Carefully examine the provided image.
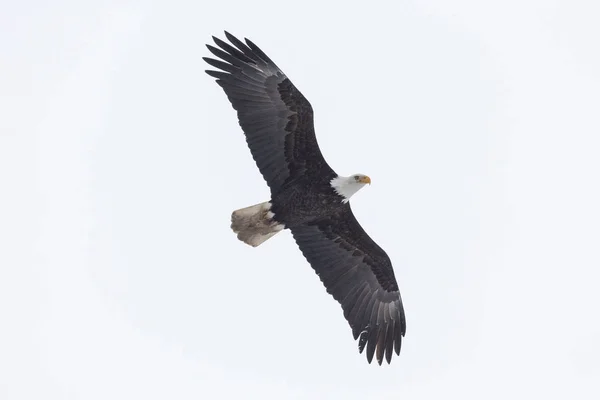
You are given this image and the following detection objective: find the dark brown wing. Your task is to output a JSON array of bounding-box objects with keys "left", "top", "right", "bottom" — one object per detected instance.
[
  {"left": 290, "top": 204, "right": 406, "bottom": 365},
  {"left": 204, "top": 32, "right": 336, "bottom": 195}
]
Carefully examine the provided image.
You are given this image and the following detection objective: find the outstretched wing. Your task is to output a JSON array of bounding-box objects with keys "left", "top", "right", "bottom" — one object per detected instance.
[
  {"left": 204, "top": 32, "right": 335, "bottom": 195},
  {"left": 290, "top": 204, "right": 406, "bottom": 365}
]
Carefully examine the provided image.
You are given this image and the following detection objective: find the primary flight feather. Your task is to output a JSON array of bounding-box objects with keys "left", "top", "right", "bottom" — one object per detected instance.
[{"left": 204, "top": 31, "right": 406, "bottom": 365}]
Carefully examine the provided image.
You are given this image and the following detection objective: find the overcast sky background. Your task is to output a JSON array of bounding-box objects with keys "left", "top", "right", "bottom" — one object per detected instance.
[{"left": 2, "top": 0, "right": 599, "bottom": 399}]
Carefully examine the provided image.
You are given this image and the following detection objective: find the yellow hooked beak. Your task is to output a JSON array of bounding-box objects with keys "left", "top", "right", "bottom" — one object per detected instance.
[{"left": 359, "top": 176, "right": 371, "bottom": 185}]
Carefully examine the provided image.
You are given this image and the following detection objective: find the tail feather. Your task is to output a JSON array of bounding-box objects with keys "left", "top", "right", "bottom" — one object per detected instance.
[{"left": 231, "top": 201, "right": 284, "bottom": 247}]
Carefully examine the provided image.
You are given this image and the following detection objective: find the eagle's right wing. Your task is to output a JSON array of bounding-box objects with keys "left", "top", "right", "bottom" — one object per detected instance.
[{"left": 204, "top": 32, "right": 336, "bottom": 195}]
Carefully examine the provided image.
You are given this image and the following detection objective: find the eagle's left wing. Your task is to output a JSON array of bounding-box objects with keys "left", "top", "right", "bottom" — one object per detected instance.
[{"left": 290, "top": 204, "right": 406, "bottom": 365}]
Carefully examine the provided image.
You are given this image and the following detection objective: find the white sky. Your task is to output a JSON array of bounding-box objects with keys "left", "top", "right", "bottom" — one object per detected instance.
[{"left": 2, "top": 1, "right": 599, "bottom": 399}]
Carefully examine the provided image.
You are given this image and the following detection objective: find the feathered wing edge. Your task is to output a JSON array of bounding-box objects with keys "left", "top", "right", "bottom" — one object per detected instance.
[
  {"left": 203, "top": 32, "right": 335, "bottom": 194},
  {"left": 203, "top": 32, "right": 294, "bottom": 192},
  {"left": 290, "top": 208, "right": 406, "bottom": 365}
]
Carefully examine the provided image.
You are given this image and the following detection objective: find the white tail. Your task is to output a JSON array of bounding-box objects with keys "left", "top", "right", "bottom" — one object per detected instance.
[{"left": 230, "top": 202, "right": 284, "bottom": 247}]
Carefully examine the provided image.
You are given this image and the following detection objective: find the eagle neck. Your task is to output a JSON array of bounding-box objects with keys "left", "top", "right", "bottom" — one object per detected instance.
[{"left": 330, "top": 175, "right": 360, "bottom": 203}]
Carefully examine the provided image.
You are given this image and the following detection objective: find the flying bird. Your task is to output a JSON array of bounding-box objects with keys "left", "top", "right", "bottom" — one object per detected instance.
[{"left": 204, "top": 32, "right": 406, "bottom": 365}]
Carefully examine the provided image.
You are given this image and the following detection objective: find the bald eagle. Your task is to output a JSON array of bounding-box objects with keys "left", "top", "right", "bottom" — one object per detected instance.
[{"left": 204, "top": 32, "right": 406, "bottom": 365}]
